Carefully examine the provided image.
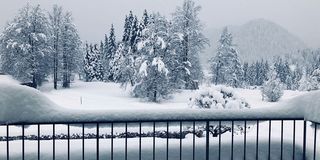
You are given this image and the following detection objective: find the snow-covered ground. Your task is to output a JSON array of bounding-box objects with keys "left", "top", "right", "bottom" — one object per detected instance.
[
  {"left": 40, "top": 80, "right": 306, "bottom": 110},
  {"left": 0, "top": 77, "right": 319, "bottom": 159}
]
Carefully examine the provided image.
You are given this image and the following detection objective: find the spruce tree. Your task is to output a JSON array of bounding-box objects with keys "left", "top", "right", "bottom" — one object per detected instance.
[
  {"left": 172, "top": 0, "right": 208, "bottom": 89},
  {"left": 261, "top": 66, "right": 284, "bottom": 102},
  {"left": 133, "top": 13, "right": 172, "bottom": 102},
  {"left": 210, "top": 27, "right": 243, "bottom": 88},
  {"left": 107, "top": 24, "right": 117, "bottom": 81}
]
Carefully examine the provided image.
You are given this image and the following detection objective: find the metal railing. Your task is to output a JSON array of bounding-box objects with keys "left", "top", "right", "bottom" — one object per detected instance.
[{"left": 0, "top": 118, "right": 319, "bottom": 160}]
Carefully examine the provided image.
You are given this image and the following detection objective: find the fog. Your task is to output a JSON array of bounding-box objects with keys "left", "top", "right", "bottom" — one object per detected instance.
[{"left": 0, "top": 0, "right": 319, "bottom": 48}]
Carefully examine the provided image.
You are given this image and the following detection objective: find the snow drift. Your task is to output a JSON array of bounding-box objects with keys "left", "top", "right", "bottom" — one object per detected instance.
[{"left": 0, "top": 83, "right": 319, "bottom": 124}]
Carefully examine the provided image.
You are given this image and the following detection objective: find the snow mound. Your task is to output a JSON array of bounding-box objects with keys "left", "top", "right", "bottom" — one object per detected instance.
[
  {"left": 0, "top": 83, "right": 65, "bottom": 123},
  {"left": 0, "top": 83, "right": 319, "bottom": 124},
  {"left": 0, "top": 75, "right": 19, "bottom": 84},
  {"left": 276, "top": 90, "right": 320, "bottom": 123}
]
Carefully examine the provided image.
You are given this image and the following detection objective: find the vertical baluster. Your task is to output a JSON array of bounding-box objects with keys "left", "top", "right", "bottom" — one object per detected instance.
[
  {"left": 244, "top": 121, "right": 247, "bottom": 160},
  {"left": 205, "top": 121, "right": 210, "bottom": 160},
  {"left": 68, "top": 124, "right": 70, "bottom": 160},
  {"left": 280, "top": 120, "right": 283, "bottom": 160},
  {"left": 125, "top": 123, "right": 127, "bottom": 160},
  {"left": 82, "top": 123, "right": 85, "bottom": 160},
  {"left": 53, "top": 124, "right": 55, "bottom": 160},
  {"left": 22, "top": 124, "right": 25, "bottom": 160},
  {"left": 303, "top": 121, "right": 307, "bottom": 159},
  {"left": 6, "top": 124, "right": 9, "bottom": 160},
  {"left": 314, "top": 123, "right": 317, "bottom": 160},
  {"left": 180, "top": 121, "right": 182, "bottom": 160},
  {"left": 231, "top": 121, "right": 234, "bottom": 160},
  {"left": 153, "top": 122, "right": 155, "bottom": 160},
  {"left": 166, "top": 121, "right": 169, "bottom": 160},
  {"left": 111, "top": 123, "right": 113, "bottom": 160},
  {"left": 256, "top": 120, "right": 259, "bottom": 160},
  {"left": 219, "top": 121, "right": 221, "bottom": 160},
  {"left": 268, "top": 120, "right": 271, "bottom": 160},
  {"left": 38, "top": 124, "right": 40, "bottom": 160},
  {"left": 293, "top": 120, "right": 296, "bottom": 160},
  {"left": 193, "top": 121, "right": 195, "bottom": 160},
  {"left": 139, "top": 122, "right": 142, "bottom": 160},
  {"left": 97, "top": 123, "right": 99, "bottom": 160}
]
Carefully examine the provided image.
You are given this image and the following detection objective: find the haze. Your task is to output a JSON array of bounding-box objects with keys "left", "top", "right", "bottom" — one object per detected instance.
[{"left": 0, "top": 0, "right": 319, "bottom": 48}]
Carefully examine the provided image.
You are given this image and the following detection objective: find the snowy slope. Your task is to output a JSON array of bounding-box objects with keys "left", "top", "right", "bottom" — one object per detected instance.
[{"left": 202, "top": 19, "right": 307, "bottom": 67}]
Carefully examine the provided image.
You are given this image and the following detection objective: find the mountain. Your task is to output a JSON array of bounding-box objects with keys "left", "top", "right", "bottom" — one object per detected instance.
[{"left": 201, "top": 19, "right": 307, "bottom": 68}]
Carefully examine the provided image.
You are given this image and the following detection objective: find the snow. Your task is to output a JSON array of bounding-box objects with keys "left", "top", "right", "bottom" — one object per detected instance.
[
  {"left": 15, "top": 28, "right": 22, "bottom": 33},
  {"left": 175, "top": 32, "right": 184, "bottom": 41},
  {"left": 0, "top": 81, "right": 319, "bottom": 159},
  {"left": 139, "top": 60, "right": 148, "bottom": 76},
  {"left": 0, "top": 75, "right": 19, "bottom": 84},
  {"left": 1, "top": 82, "right": 318, "bottom": 124},
  {"left": 156, "top": 37, "right": 166, "bottom": 49},
  {"left": 38, "top": 33, "right": 47, "bottom": 40},
  {"left": 151, "top": 57, "right": 169, "bottom": 75}
]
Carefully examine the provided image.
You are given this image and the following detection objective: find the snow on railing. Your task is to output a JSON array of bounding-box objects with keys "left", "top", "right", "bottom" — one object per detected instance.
[
  {"left": 0, "top": 83, "right": 319, "bottom": 160},
  {"left": 1, "top": 83, "right": 320, "bottom": 124}
]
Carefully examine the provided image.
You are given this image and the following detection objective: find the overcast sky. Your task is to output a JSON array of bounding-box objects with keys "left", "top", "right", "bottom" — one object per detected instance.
[{"left": 0, "top": 0, "right": 319, "bottom": 48}]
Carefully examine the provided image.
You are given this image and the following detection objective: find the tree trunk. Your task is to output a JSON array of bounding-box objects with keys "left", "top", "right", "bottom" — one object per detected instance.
[{"left": 53, "top": 34, "right": 59, "bottom": 90}]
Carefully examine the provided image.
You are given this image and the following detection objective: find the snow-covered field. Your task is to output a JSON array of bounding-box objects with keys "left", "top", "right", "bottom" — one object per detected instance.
[
  {"left": 0, "top": 77, "right": 319, "bottom": 159},
  {"left": 40, "top": 80, "right": 306, "bottom": 110}
]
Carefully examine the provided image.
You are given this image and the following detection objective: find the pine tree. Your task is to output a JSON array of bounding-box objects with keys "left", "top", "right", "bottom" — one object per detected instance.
[
  {"left": 243, "top": 62, "right": 249, "bottom": 86},
  {"left": 298, "top": 70, "right": 313, "bottom": 91},
  {"left": 60, "top": 12, "right": 82, "bottom": 87},
  {"left": 93, "top": 44, "right": 104, "bottom": 81},
  {"left": 106, "top": 24, "right": 117, "bottom": 81},
  {"left": 261, "top": 66, "right": 284, "bottom": 102},
  {"left": 0, "top": 4, "right": 51, "bottom": 88},
  {"left": 172, "top": 0, "right": 208, "bottom": 89},
  {"left": 142, "top": 9, "right": 149, "bottom": 27},
  {"left": 133, "top": 13, "right": 173, "bottom": 102},
  {"left": 83, "top": 44, "right": 103, "bottom": 81},
  {"left": 210, "top": 27, "right": 243, "bottom": 88}
]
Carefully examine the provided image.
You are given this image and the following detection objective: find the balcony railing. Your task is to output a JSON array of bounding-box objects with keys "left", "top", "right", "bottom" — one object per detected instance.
[{"left": 0, "top": 109, "right": 319, "bottom": 160}]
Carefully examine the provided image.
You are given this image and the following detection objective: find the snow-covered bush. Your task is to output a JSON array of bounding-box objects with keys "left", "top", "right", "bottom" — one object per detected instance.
[
  {"left": 261, "top": 67, "right": 284, "bottom": 102},
  {"left": 189, "top": 86, "right": 250, "bottom": 109},
  {"left": 188, "top": 86, "right": 250, "bottom": 137}
]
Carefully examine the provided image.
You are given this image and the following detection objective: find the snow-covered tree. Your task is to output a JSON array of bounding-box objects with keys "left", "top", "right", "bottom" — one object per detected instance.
[
  {"left": 49, "top": 6, "right": 82, "bottom": 88},
  {"left": 261, "top": 66, "right": 284, "bottom": 102},
  {"left": 106, "top": 24, "right": 117, "bottom": 81},
  {"left": 172, "top": 0, "right": 208, "bottom": 89},
  {"left": 133, "top": 57, "right": 170, "bottom": 102},
  {"left": 133, "top": 13, "right": 173, "bottom": 102},
  {"left": 83, "top": 44, "right": 103, "bottom": 81},
  {"left": 60, "top": 12, "right": 82, "bottom": 87},
  {"left": 48, "top": 5, "right": 63, "bottom": 89},
  {"left": 110, "top": 43, "right": 126, "bottom": 83},
  {"left": 210, "top": 27, "right": 243, "bottom": 88},
  {"left": 310, "top": 68, "right": 320, "bottom": 89},
  {"left": 299, "top": 68, "right": 320, "bottom": 91},
  {"left": 0, "top": 4, "right": 50, "bottom": 88}
]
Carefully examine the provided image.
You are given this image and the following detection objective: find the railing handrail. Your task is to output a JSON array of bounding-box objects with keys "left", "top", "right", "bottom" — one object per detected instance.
[{"left": 0, "top": 105, "right": 305, "bottom": 125}]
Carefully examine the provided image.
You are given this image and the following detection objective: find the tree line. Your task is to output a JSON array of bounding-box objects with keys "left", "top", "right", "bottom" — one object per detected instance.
[
  {"left": 1, "top": 0, "right": 319, "bottom": 103},
  {"left": 0, "top": 4, "right": 82, "bottom": 88},
  {"left": 82, "top": 0, "right": 208, "bottom": 102},
  {"left": 210, "top": 27, "right": 320, "bottom": 93}
]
